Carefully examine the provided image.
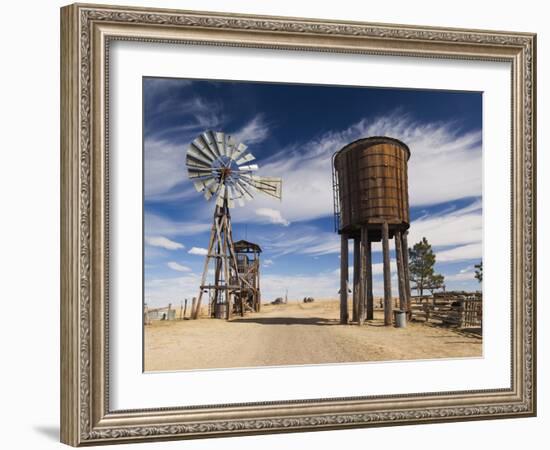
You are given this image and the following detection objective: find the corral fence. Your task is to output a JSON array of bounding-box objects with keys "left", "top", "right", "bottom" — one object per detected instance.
[
  {"left": 144, "top": 303, "right": 176, "bottom": 325},
  {"left": 410, "top": 291, "right": 482, "bottom": 329}
]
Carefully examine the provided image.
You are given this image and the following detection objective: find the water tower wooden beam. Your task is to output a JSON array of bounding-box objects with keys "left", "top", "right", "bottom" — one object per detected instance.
[
  {"left": 340, "top": 234, "right": 349, "bottom": 324},
  {"left": 352, "top": 237, "right": 360, "bottom": 323}
]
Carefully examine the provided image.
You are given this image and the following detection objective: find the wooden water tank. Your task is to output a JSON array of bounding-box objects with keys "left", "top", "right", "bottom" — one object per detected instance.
[{"left": 334, "top": 136, "right": 410, "bottom": 236}]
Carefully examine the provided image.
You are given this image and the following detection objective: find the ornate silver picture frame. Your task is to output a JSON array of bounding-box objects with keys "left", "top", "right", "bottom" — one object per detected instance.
[{"left": 60, "top": 3, "right": 536, "bottom": 446}]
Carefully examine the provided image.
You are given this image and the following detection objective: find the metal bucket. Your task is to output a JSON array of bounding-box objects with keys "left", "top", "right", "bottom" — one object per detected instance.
[
  {"left": 214, "top": 302, "right": 227, "bottom": 319},
  {"left": 394, "top": 309, "right": 407, "bottom": 328}
]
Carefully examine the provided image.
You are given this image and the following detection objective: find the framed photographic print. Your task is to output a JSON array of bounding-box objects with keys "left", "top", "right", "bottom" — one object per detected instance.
[{"left": 60, "top": 3, "right": 536, "bottom": 446}]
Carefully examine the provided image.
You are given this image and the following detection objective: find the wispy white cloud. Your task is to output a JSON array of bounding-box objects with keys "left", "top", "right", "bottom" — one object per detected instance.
[
  {"left": 235, "top": 111, "right": 481, "bottom": 224},
  {"left": 188, "top": 247, "right": 208, "bottom": 256},
  {"left": 436, "top": 243, "right": 482, "bottom": 262},
  {"left": 232, "top": 115, "right": 270, "bottom": 145},
  {"left": 408, "top": 199, "right": 482, "bottom": 248},
  {"left": 145, "top": 109, "right": 481, "bottom": 232},
  {"left": 146, "top": 95, "right": 224, "bottom": 138},
  {"left": 255, "top": 208, "right": 290, "bottom": 226},
  {"left": 445, "top": 270, "right": 478, "bottom": 282},
  {"left": 143, "top": 78, "right": 192, "bottom": 102},
  {"left": 262, "top": 199, "right": 481, "bottom": 262},
  {"left": 145, "top": 213, "right": 211, "bottom": 237},
  {"left": 144, "top": 93, "right": 224, "bottom": 200},
  {"left": 263, "top": 226, "right": 339, "bottom": 257},
  {"left": 167, "top": 261, "right": 192, "bottom": 272},
  {"left": 407, "top": 199, "right": 482, "bottom": 263},
  {"left": 145, "top": 236, "right": 184, "bottom": 250},
  {"left": 145, "top": 274, "right": 200, "bottom": 307},
  {"left": 263, "top": 259, "right": 274, "bottom": 268},
  {"left": 144, "top": 139, "right": 187, "bottom": 198}
]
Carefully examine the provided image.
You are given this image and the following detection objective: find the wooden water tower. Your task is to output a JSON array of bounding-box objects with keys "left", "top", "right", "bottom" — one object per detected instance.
[{"left": 332, "top": 136, "right": 412, "bottom": 326}]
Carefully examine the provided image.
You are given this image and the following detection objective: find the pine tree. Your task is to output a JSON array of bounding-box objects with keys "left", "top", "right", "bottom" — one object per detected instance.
[
  {"left": 408, "top": 237, "right": 445, "bottom": 296},
  {"left": 474, "top": 261, "right": 483, "bottom": 283}
]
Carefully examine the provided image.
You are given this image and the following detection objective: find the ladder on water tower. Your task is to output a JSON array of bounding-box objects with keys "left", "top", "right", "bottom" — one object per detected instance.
[{"left": 331, "top": 152, "right": 341, "bottom": 232}]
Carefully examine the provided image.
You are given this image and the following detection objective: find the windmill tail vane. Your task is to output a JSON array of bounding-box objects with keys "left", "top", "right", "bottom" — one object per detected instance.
[{"left": 186, "top": 130, "right": 282, "bottom": 320}]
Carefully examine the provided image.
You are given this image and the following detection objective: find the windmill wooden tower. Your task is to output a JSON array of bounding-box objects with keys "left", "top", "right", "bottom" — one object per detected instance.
[{"left": 186, "top": 131, "right": 282, "bottom": 320}]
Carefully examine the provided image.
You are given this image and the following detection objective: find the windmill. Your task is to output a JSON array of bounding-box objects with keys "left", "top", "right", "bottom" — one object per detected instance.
[{"left": 186, "top": 130, "right": 282, "bottom": 320}]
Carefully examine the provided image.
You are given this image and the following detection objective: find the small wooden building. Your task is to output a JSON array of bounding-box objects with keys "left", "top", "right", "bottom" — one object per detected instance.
[{"left": 233, "top": 240, "right": 262, "bottom": 313}]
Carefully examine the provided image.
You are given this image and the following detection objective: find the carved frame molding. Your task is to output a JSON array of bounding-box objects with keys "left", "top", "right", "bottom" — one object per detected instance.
[{"left": 60, "top": 3, "right": 536, "bottom": 446}]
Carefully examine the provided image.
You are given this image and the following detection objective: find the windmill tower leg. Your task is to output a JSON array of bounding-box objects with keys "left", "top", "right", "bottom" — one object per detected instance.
[
  {"left": 192, "top": 218, "right": 217, "bottom": 320},
  {"left": 219, "top": 213, "right": 232, "bottom": 320}
]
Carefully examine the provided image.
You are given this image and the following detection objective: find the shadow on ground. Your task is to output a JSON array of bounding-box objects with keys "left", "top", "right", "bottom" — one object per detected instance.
[{"left": 231, "top": 316, "right": 339, "bottom": 326}]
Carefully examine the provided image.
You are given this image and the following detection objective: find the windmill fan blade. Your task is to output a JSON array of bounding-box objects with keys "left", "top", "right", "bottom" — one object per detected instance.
[
  {"left": 190, "top": 139, "right": 215, "bottom": 162},
  {"left": 215, "top": 184, "right": 226, "bottom": 207},
  {"left": 230, "top": 142, "right": 248, "bottom": 162},
  {"left": 188, "top": 170, "right": 215, "bottom": 180},
  {"left": 204, "top": 177, "right": 217, "bottom": 189},
  {"left": 237, "top": 164, "right": 259, "bottom": 172},
  {"left": 187, "top": 164, "right": 215, "bottom": 177},
  {"left": 234, "top": 180, "right": 254, "bottom": 201},
  {"left": 196, "top": 136, "right": 217, "bottom": 161},
  {"left": 187, "top": 145, "right": 213, "bottom": 165},
  {"left": 193, "top": 177, "right": 217, "bottom": 192},
  {"left": 187, "top": 164, "right": 213, "bottom": 172},
  {"left": 242, "top": 175, "right": 282, "bottom": 200},
  {"left": 204, "top": 181, "right": 219, "bottom": 201},
  {"left": 226, "top": 186, "right": 236, "bottom": 208},
  {"left": 215, "top": 132, "right": 226, "bottom": 157},
  {"left": 186, "top": 154, "right": 211, "bottom": 169},
  {"left": 229, "top": 182, "right": 246, "bottom": 207},
  {"left": 236, "top": 152, "right": 256, "bottom": 165},
  {"left": 228, "top": 185, "right": 247, "bottom": 208},
  {"left": 202, "top": 131, "right": 220, "bottom": 158},
  {"left": 225, "top": 135, "right": 237, "bottom": 160},
  {"left": 192, "top": 180, "right": 210, "bottom": 192},
  {"left": 185, "top": 130, "right": 283, "bottom": 207}
]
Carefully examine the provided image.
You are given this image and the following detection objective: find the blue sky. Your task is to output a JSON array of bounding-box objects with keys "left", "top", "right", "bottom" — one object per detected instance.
[{"left": 143, "top": 77, "right": 483, "bottom": 307}]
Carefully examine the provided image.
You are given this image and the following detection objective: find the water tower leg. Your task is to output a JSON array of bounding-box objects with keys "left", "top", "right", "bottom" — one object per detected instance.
[
  {"left": 402, "top": 231, "right": 412, "bottom": 313},
  {"left": 365, "top": 236, "right": 374, "bottom": 321},
  {"left": 382, "top": 222, "right": 393, "bottom": 326},
  {"left": 358, "top": 228, "right": 367, "bottom": 325},
  {"left": 395, "top": 230, "right": 408, "bottom": 314},
  {"left": 340, "top": 234, "right": 349, "bottom": 324},
  {"left": 352, "top": 238, "right": 360, "bottom": 323}
]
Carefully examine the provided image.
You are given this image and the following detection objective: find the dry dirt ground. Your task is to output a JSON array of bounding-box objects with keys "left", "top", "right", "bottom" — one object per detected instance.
[{"left": 144, "top": 300, "right": 482, "bottom": 372}]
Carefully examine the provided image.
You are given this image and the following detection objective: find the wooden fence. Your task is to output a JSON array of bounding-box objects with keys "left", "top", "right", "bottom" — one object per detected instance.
[{"left": 410, "top": 292, "right": 482, "bottom": 329}]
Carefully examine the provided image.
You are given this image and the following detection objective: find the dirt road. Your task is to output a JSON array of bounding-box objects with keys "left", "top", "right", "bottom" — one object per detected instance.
[{"left": 144, "top": 301, "right": 481, "bottom": 371}]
